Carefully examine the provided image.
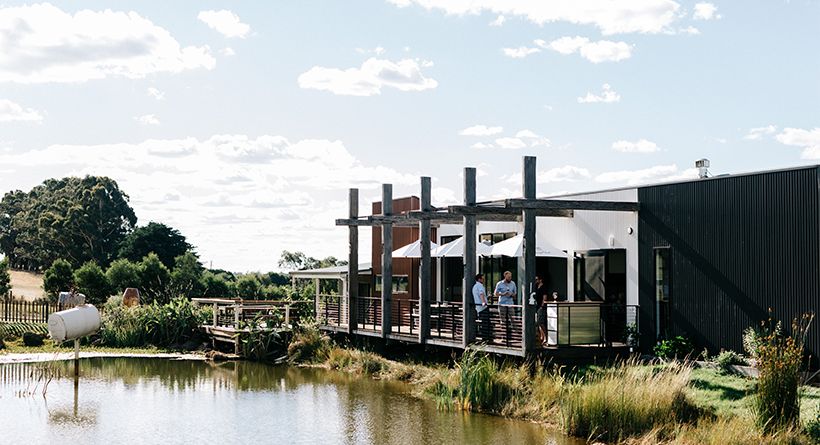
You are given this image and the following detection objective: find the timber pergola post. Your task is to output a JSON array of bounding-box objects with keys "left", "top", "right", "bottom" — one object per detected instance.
[
  {"left": 381, "top": 184, "right": 393, "bottom": 339},
  {"left": 462, "top": 167, "right": 477, "bottom": 348},
  {"left": 347, "top": 188, "right": 358, "bottom": 334},
  {"left": 419, "top": 177, "right": 432, "bottom": 344},
  {"left": 521, "top": 156, "right": 537, "bottom": 355}
]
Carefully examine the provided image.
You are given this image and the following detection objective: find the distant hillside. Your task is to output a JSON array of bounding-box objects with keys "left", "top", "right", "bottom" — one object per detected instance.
[{"left": 8, "top": 270, "right": 45, "bottom": 302}]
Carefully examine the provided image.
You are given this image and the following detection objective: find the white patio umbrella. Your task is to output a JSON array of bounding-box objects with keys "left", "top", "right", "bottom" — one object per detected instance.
[
  {"left": 432, "top": 237, "right": 492, "bottom": 257},
  {"left": 392, "top": 239, "right": 440, "bottom": 258},
  {"left": 487, "top": 234, "right": 571, "bottom": 258}
]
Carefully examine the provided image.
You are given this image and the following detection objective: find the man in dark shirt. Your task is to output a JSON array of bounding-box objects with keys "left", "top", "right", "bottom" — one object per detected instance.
[{"left": 534, "top": 274, "right": 550, "bottom": 345}]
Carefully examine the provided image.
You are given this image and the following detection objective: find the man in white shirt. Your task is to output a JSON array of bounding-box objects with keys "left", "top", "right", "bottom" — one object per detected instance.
[
  {"left": 472, "top": 273, "right": 489, "bottom": 340},
  {"left": 494, "top": 271, "right": 517, "bottom": 346}
]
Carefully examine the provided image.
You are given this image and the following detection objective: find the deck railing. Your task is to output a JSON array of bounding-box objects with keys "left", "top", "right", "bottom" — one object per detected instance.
[
  {"left": 316, "top": 294, "right": 347, "bottom": 327},
  {"left": 353, "top": 296, "right": 382, "bottom": 330},
  {"left": 424, "top": 301, "right": 463, "bottom": 342},
  {"left": 192, "top": 298, "right": 309, "bottom": 328},
  {"left": 0, "top": 300, "right": 66, "bottom": 323},
  {"left": 546, "top": 303, "right": 638, "bottom": 346},
  {"left": 471, "top": 303, "right": 523, "bottom": 349},
  {"left": 390, "top": 299, "right": 419, "bottom": 336}
]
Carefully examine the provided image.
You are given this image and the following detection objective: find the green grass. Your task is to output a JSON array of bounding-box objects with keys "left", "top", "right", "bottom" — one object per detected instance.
[{"left": 0, "top": 337, "right": 180, "bottom": 355}]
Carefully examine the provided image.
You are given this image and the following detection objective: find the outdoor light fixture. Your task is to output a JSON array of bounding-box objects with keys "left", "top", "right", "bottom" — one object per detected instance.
[
  {"left": 627, "top": 227, "right": 634, "bottom": 235},
  {"left": 608, "top": 235, "right": 615, "bottom": 247}
]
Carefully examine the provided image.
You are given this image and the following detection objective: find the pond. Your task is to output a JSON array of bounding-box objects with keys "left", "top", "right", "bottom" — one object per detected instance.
[{"left": 0, "top": 357, "right": 582, "bottom": 445}]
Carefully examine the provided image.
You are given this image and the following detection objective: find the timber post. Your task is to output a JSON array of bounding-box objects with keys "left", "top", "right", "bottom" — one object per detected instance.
[
  {"left": 522, "top": 156, "right": 537, "bottom": 355},
  {"left": 347, "top": 188, "right": 359, "bottom": 335},
  {"left": 419, "top": 176, "right": 432, "bottom": 344},
  {"left": 462, "top": 167, "right": 477, "bottom": 348},
  {"left": 381, "top": 184, "right": 393, "bottom": 339}
]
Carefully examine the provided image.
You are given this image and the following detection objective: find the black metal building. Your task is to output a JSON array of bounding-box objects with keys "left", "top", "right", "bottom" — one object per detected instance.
[{"left": 637, "top": 165, "right": 820, "bottom": 363}]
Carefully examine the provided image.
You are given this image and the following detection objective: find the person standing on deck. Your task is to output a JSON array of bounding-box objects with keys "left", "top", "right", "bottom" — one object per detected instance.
[
  {"left": 472, "top": 274, "right": 489, "bottom": 340},
  {"left": 494, "top": 271, "right": 517, "bottom": 346},
  {"left": 534, "top": 274, "right": 549, "bottom": 346}
]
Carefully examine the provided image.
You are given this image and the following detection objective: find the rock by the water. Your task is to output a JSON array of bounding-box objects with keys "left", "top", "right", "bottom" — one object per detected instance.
[{"left": 23, "top": 332, "right": 44, "bottom": 347}]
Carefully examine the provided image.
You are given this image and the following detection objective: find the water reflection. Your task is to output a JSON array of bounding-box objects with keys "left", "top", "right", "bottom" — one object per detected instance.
[{"left": 0, "top": 358, "right": 581, "bottom": 445}]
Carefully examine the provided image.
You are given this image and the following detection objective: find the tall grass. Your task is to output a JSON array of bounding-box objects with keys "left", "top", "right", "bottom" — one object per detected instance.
[
  {"left": 287, "top": 325, "right": 332, "bottom": 364},
  {"left": 0, "top": 321, "right": 49, "bottom": 338},
  {"left": 99, "top": 298, "right": 208, "bottom": 348},
  {"left": 752, "top": 314, "right": 812, "bottom": 432},
  {"left": 560, "top": 358, "right": 701, "bottom": 442}
]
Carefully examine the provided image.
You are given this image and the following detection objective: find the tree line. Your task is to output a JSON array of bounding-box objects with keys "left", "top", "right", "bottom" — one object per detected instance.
[{"left": 0, "top": 176, "right": 346, "bottom": 306}]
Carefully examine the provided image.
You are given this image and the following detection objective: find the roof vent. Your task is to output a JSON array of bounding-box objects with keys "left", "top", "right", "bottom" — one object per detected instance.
[{"left": 695, "top": 158, "right": 710, "bottom": 179}]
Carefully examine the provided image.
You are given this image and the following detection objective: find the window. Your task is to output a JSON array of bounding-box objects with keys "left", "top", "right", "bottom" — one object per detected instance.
[
  {"left": 375, "top": 275, "right": 409, "bottom": 293},
  {"left": 655, "top": 248, "right": 671, "bottom": 338},
  {"left": 441, "top": 236, "right": 463, "bottom": 302}
]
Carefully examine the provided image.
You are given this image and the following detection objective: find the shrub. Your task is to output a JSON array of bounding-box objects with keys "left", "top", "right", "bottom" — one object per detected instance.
[
  {"left": 42, "top": 259, "right": 74, "bottom": 303},
  {"left": 744, "top": 322, "right": 782, "bottom": 365},
  {"left": 752, "top": 314, "right": 812, "bottom": 433},
  {"left": 139, "top": 253, "right": 171, "bottom": 304},
  {"left": 234, "top": 313, "right": 282, "bottom": 362},
  {"left": 454, "top": 347, "right": 513, "bottom": 411},
  {"left": 804, "top": 402, "right": 820, "bottom": 441},
  {"left": 106, "top": 258, "right": 141, "bottom": 295},
  {"left": 74, "top": 261, "right": 111, "bottom": 306},
  {"left": 287, "top": 325, "right": 332, "bottom": 364},
  {"left": 99, "top": 298, "right": 208, "bottom": 348},
  {"left": 654, "top": 334, "right": 695, "bottom": 359},
  {"left": 715, "top": 350, "right": 749, "bottom": 374},
  {"left": 621, "top": 322, "right": 639, "bottom": 347},
  {"left": 560, "top": 359, "right": 701, "bottom": 442}
]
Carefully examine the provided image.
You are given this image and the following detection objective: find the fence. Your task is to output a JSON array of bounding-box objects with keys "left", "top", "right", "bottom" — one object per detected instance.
[
  {"left": 546, "top": 303, "right": 638, "bottom": 346},
  {"left": 0, "top": 300, "right": 65, "bottom": 323},
  {"left": 192, "top": 299, "right": 310, "bottom": 328}
]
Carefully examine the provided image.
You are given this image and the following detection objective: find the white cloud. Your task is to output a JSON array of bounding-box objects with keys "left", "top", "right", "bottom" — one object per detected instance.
[
  {"left": 220, "top": 47, "right": 236, "bottom": 56},
  {"left": 459, "top": 125, "right": 503, "bottom": 136},
  {"left": 776, "top": 127, "right": 820, "bottom": 159},
  {"left": 596, "top": 165, "right": 680, "bottom": 185},
  {"left": 502, "top": 46, "right": 541, "bottom": 58},
  {"left": 197, "top": 10, "right": 250, "bottom": 38},
  {"left": 693, "top": 3, "right": 718, "bottom": 20},
  {"left": 531, "top": 137, "right": 551, "bottom": 147},
  {"left": 135, "top": 114, "right": 160, "bottom": 125},
  {"left": 490, "top": 15, "right": 506, "bottom": 26},
  {"left": 421, "top": 60, "right": 434, "bottom": 67},
  {"left": 715, "top": 138, "right": 726, "bottom": 143},
  {"left": 298, "top": 58, "right": 437, "bottom": 96},
  {"left": 470, "top": 142, "right": 493, "bottom": 148},
  {"left": 147, "top": 88, "right": 165, "bottom": 100},
  {"left": 0, "top": 135, "right": 419, "bottom": 271},
  {"left": 0, "top": 99, "right": 43, "bottom": 122},
  {"left": 536, "top": 37, "right": 633, "bottom": 63},
  {"left": 743, "top": 125, "right": 777, "bottom": 140},
  {"left": 612, "top": 139, "right": 660, "bottom": 153},
  {"left": 516, "top": 130, "right": 539, "bottom": 138},
  {"left": 375, "top": 46, "right": 386, "bottom": 55},
  {"left": 0, "top": 4, "right": 215, "bottom": 84},
  {"left": 578, "top": 84, "right": 621, "bottom": 103},
  {"left": 537, "top": 165, "right": 591, "bottom": 182},
  {"left": 679, "top": 26, "right": 700, "bottom": 35},
  {"left": 387, "top": 0, "right": 682, "bottom": 35},
  {"left": 495, "top": 137, "right": 526, "bottom": 149}
]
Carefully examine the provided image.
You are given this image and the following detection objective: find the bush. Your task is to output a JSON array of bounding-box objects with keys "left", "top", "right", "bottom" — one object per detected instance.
[
  {"left": 744, "top": 322, "right": 782, "bottom": 365},
  {"left": 287, "top": 325, "right": 332, "bottom": 364},
  {"left": 74, "top": 261, "right": 111, "bottom": 306},
  {"left": 100, "top": 298, "right": 208, "bottom": 348},
  {"left": 42, "top": 259, "right": 74, "bottom": 303},
  {"left": 139, "top": 253, "right": 171, "bottom": 304},
  {"left": 454, "top": 347, "right": 514, "bottom": 412},
  {"left": 106, "top": 258, "right": 141, "bottom": 295},
  {"left": 560, "top": 359, "right": 701, "bottom": 442},
  {"left": 715, "top": 350, "right": 749, "bottom": 374},
  {"left": 752, "top": 314, "right": 812, "bottom": 433},
  {"left": 654, "top": 334, "right": 695, "bottom": 359}
]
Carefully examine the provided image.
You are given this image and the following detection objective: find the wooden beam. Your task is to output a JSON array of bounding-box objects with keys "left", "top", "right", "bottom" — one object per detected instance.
[
  {"left": 405, "top": 211, "right": 535, "bottom": 222},
  {"left": 347, "top": 189, "right": 358, "bottom": 335},
  {"left": 381, "top": 184, "right": 393, "bottom": 339},
  {"left": 446, "top": 206, "right": 574, "bottom": 218},
  {"left": 505, "top": 199, "right": 640, "bottom": 212},
  {"left": 419, "top": 177, "right": 432, "bottom": 344},
  {"left": 521, "top": 157, "right": 536, "bottom": 356},
  {"left": 463, "top": 168, "right": 476, "bottom": 348}
]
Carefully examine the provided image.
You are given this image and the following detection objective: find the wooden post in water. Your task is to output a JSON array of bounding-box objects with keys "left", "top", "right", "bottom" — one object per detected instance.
[
  {"left": 522, "top": 156, "right": 537, "bottom": 355},
  {"left": 347, "top": 188, "right": 359, "bottom": 335},
  {"left": 381, "top": 184, "right": 393, "bottom": 339},
  {"left": 419, "top": 177, "right": 432, "bottom": 344},
  {"left": 462, "top": 167, "right": 477, "bottom": 348},
  {"left": 74, "top": 339, "right": 79, "bottom": 376}
]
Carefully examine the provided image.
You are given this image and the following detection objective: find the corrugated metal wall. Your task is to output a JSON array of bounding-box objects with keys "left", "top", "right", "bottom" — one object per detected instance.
[{"left": 638, "top": 166, "right": 820, "bottom": 363}]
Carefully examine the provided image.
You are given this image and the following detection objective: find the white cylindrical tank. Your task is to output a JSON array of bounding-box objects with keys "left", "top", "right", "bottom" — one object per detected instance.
[{"left": 48, "top": 304, "right": 101, "bottom": 343}]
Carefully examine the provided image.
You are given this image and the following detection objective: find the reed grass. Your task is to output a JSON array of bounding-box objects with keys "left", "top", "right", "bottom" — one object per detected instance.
[
  {"left": 99, "top": 298, "right": 208, "bottom": 348},
  {"left": 559, "top": 358, "right": 701, "bottom": 442}
]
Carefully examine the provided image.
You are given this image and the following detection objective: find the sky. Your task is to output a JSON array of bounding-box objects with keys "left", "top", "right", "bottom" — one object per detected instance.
[{"left": 0, "top": 1, "right": 817, "bottom": 273}]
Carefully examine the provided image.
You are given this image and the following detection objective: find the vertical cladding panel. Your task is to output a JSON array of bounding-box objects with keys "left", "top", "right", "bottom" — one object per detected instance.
[{"left": 638, "top": 167, "right": 820, "bottom": 363}]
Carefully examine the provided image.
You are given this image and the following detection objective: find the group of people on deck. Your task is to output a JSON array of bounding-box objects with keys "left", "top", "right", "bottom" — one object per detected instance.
[{"left": 471, "top": 270, "right": 560, "bottom": 347}]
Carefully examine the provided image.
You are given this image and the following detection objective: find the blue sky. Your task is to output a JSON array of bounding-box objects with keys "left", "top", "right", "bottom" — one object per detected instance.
[{"left": 0, "top": 1, "right": 817, "bottom": 272}]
